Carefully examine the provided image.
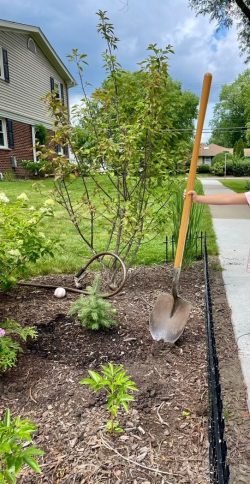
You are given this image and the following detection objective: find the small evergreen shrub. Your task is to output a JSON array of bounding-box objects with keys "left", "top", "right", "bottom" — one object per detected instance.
[
  {"left": 0, "top": 320, "right": 37, "bottom": 372},
  {"left": 0, "top": 409, "right": 44, "bottom": 482},
  {"left": 69, "top": 277, "right": 117, "bottom": 330}
]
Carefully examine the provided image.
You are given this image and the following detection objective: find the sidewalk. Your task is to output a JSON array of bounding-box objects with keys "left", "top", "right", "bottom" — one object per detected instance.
[{"left": 201, "top": 178, "right": 250, "bottom": 409}]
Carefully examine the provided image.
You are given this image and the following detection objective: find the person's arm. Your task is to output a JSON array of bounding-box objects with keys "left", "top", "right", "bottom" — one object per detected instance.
[{"left": 187, "top": 190, "right": 249, "bottom": 205}]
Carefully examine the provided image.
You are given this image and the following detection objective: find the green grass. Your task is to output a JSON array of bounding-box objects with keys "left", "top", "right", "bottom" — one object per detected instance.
[
  {"left": 1, "top": 177, "right": 217, "bottom": 276},
  {"left": 221, "top": 179, "right": 250, "bottom": 193}
]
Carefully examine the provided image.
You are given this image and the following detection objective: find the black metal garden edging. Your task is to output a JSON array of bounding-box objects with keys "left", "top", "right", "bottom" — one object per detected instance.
[
  {"left": 204, "top": 236, "right": 230, "bottom": 484},
  {"left": 165, "top": 231, "right": 206, "bottom": 263}
]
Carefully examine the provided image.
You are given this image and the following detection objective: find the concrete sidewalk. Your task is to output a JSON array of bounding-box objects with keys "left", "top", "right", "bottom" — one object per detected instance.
[{"left": 201, "top": 178, "right": 250, "bottom": 408}]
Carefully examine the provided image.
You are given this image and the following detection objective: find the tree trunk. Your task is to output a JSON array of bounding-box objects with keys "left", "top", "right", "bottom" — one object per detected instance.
[{"left": 234, "top": 0, "right": 250, "bottom": 22}]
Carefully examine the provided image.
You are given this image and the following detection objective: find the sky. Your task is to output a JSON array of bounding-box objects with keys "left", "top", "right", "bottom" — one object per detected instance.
[{"left": 1, "top": 0, "right": 248, "bottom": 141}]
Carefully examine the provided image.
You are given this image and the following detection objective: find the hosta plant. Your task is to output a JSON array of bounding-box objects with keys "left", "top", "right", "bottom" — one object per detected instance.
[
  {"left": 0, "top": 409, "right": 44, "bottom": 483},
  {"left": 0, "top": 320, "right": 37, "bottom": 372},
  {"left": 80, "top": 363, "right": 138, "bottom": 433},
  {"left": 69, "top": 277, "right": 116, "bottom": 330}
]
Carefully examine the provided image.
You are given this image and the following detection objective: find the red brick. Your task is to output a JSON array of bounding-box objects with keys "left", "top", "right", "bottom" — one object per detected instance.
[{"left": 0, "top": 120, "right": 33, "bottom": 177}]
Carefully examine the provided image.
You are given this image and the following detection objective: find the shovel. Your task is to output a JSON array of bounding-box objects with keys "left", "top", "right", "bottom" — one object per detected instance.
[{"left": 150, "top": 72, "right": 212, "bottom": 344}]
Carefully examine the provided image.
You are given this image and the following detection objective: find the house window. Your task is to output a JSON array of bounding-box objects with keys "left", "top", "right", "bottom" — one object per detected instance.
[
  {"left": 27, "top": 37, "right": 37, "bottom": 54},
  {"left": 54, "top": 79, "right": 61, "bottom": 99},
  {"left": 204, "top": 156, "right": 212, "bottom": 165},
  {"left": 0, "top": 49, "right": 4, "bottom": 80},
  {"left": 0, "top": 119, "right": 8, "bottom": 148}
]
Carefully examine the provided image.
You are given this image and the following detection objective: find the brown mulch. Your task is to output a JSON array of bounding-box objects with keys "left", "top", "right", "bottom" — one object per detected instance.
[{"left": 0, "top": 261, "right": 250, "bottom": 483}]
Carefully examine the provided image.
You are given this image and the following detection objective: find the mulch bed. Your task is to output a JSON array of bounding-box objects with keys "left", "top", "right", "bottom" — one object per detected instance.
[{"left": 0, "top": 261, "right": 249, "bottom": 483}]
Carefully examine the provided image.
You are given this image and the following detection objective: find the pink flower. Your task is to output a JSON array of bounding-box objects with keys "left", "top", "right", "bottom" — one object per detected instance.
[{"left": 0, "top": 328, "right": 6, "bottom": 337}]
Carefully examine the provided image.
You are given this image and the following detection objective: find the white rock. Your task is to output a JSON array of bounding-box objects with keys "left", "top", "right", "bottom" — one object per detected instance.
[{"left": 54, "top": 287, "right": 66, "bottom": 298}]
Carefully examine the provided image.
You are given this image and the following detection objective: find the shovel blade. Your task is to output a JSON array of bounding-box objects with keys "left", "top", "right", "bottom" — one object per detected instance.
[{"left": 149, "top": 293, "right": 192, "bottom": 343}]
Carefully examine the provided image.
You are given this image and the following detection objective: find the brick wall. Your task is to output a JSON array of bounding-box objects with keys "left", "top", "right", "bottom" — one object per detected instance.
[{"left": 0, "top": 120, "right": 33, "bottom": 177}]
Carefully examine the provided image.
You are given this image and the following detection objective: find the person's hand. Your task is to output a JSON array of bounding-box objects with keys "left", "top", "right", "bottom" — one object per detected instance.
[{"left": 183, "top": 190, "right": 198, "bottom": 202}]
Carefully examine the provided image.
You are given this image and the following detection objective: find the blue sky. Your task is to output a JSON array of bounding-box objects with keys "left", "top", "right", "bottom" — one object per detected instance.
[{"left": 1, "top": 0, "right": 248, "bottom": 141}]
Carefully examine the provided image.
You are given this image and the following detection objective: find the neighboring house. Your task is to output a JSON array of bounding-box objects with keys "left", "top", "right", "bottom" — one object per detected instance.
[
  {"left": 199, "top": 143, "right": 250, "bottom": 165},
  {"left": 0, "top": 19, "right": 75, "bottom": 177}
]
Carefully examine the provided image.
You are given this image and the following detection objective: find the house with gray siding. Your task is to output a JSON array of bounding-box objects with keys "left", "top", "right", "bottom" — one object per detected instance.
[{"left": 0, "top": 19, "right": 75, "bottom": 176}]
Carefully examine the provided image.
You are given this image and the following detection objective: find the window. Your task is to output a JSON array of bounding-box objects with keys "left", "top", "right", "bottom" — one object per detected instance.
[
  {"left": 27, "top": 37, "right": 37, "bottom": 54},
  {"left": 50, "top": 77, "right": 64, "bottom": 103},
  {"left": 204, "top": 156, "right": 211, "bottom": 165},
  {"left": 0, "top": 119, "right": 8, "bottom": 148},
  {"left": 0, "top": 48, "right": 9, "bottom": 82},
  {"left": 0, "top": 49, "right": 4, "bottom": 80},
  {"left": 54, "top": 79, "right": 61, "bottom": 100}
]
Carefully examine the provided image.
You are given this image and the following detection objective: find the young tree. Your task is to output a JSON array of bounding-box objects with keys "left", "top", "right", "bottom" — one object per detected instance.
[
  {"left": 209, "top": 70, "right": 250, "bottom": 147},
  {"left": 42, "top": 11, "right": 198, "bottom": 270},
  {"left": 189, "top": 0, "right": 250, "bottom": 60}
]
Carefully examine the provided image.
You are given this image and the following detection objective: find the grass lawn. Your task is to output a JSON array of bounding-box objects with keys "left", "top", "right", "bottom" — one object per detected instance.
[
  {"left": 221, "top": 179, "right": 250, "bottom": 193},
  {"left": 1, "top": 177, "right": 217, "bottom": 276}
]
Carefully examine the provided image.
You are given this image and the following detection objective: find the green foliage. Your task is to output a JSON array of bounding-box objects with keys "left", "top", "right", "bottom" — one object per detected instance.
[
  {"left": 20, "top": 160, "right": 47, "bottom": 176},
  {"left": 172, "top": 181, "right": 204, "bottom": 267},
  {"left": 211, "top": 152, "right": 233, "bottom": 165},
  {"left": 0, "top": 320, "right": 37, "bottom": 372},
  {"left": 189, "top": 1, "right": 250, "bottom": 61},
  {"left": 35, "top": 124, "right": 48, "bottom": 146},
  {"left": 233, "top": 138, "right": 245, "bottom": 158},
  {"left": 0, "top": 192, "right": 55, "bottom": 291},
  {"left": 197, "top": 164, "right": 210, "bottom": 173},
  {"left": 69, "top": 277, "right": 116, "bottom": 330},
  {"left": 80, "top": 362, "right": 138, "bottom": 432},
  {"left": 42, "top": 11, "right": 198, "bottom": 269},
  {"left": 209, "top": 70, "right": 250, "bottom": 146},
  {"left": 0, "top": 409, "right": 44, "bottom": 483},
  {"left": 211, "top": 159, "right": 250, "bottom": 176}
]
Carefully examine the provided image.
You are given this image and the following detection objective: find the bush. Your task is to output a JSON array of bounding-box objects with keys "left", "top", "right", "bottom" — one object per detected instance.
[
  {"left": 211, "top": 160, "right": 224, "bottom": 176},
  {"left": 0, "top": 192, "right": 56, "bottom": 291},
  {"left": 197, "top": 164, "right": 210, "bottom": 174},
  {"left": 20, "top": 160, "right": 47, "bottom": 176},
  {"left": 69, "top": 277, "right": 117, "bottom": 330},
  {"left": 0, "top": 320, "right": 37, "bottom": 372},
  {"left": 211, "top": 152, "right": 233, "bottom": 165},
  {"left": 0, "top": 409, "right": 44, "bottom": 482},
  {"left": 211, "top": 159, "right": 250, "bottom": 176}
]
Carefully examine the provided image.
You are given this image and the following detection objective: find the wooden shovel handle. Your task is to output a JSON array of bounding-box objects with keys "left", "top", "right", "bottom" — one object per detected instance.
[{"left": 174, "top": 73, "right": 212, "bottom": 270}]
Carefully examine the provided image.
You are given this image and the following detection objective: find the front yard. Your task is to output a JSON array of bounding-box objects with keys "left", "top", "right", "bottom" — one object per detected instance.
[{"left": 1, "top": 177, "right": 217, "bottom": 277}]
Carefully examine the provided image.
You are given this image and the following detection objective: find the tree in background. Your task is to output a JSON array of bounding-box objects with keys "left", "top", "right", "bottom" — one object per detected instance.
[
  {"left": 233, "top": 138, "right": 245, "bottom": 157},
  {"left": 189, "top": 0, "right": 250, "bottom": 61},
  {"left": 209, "top": 70, "right": 250, "bottom": 147}
]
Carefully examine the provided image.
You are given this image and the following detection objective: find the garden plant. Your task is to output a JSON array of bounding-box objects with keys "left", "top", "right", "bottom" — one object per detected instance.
[
  {"left": 0, "top": 409, "right": 44, "bottom": 483},
  {"left": 69, "top": 277, "right": 117, "bottom": 330},
  {"left": 0, "top": 192, "right": 55, "bottom": 291},
  {"left": 80, "top": 362, "right": 138, "bottom": 433},
  {"left": 0, "top": 320, "right": 37, "bottom": 372}
]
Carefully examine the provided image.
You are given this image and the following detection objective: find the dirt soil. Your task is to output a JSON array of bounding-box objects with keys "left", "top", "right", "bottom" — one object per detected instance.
[{"left": 0, "top": 261, "right": 249, "bottom": 483}]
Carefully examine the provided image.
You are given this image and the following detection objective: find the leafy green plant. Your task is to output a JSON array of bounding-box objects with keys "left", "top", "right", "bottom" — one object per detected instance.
[
  {"left": 0, "top": 320, "right": 37, "bottom": 372},
  {"left": 172, "top": 181, "right": 204, "bottom": 267},
  {"left": 20, "top": 160, "right": 47, "bottom": 176},
  {"left": 0, "top": 192, "right": 56, "bottom": 291},
  {"left": 80, "top": 363, "right": 138, "bottom": 432},
  {"left": 69, "top": 277, "right": 116, "bottom": 330},
  {"left": 0, "top": 409, "right": 44, "bottom": 483},
  {"left": 35, "top": 124, "right": 48, "bottom": 146}
]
